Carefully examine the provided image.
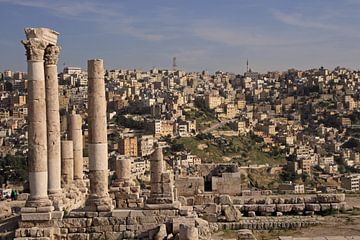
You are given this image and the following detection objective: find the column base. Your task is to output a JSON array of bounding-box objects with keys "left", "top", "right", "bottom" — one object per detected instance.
[
  {"left": 85, "top": 195, "right": 113, "bottom": 212},
  {"left": 21, "top": 199, "right": 55, "bottom": 221},
  {"left": 25, "top": 197, "right": 52, "bottom": 208}
]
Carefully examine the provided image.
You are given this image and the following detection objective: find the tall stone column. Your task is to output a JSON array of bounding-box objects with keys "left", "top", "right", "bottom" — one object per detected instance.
[
  {"left": 61, "top": 140, "right": 74, "bottom": 186},
  {"left": 68, "top": 113, "right": 83, "bottom": 180},
  {"left": 44, "top": 45, "right": 62, "bottom": 196},
  {"left": 85, "top": 59, "right": 112, "bottom": 211},
  {"left": 22, "top": 30, "right": 53, "bottom": 210}
]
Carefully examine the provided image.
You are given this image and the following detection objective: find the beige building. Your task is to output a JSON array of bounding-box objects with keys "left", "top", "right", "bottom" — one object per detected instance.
[
  {"left": 237, "top": 121, "right": 247, "bottom": 135},
  {"left": 341, "top": 174, "right": 360, "bottom": 191},
  {"left": 225, "top": 104, "right": 237, "bottom": 119},
  {"left": 299, "top": 158, "right": 312, "bottom": 175},
  {"left": 119, "top": 136, "right": 138, "bottom": 157},
  {"left": 154, "top": 120, "right": 175, "bottom": 137},
  {"left": 237, "top": 100, "right": 246, "bottom": 110},
  {"left": 205, "top": 94, "right": 222, "bottom": 109}
]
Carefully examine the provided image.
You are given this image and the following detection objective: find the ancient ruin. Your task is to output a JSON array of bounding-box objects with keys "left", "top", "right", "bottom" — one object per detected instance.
[{"left": 13, "top": 27, "right": 351, "bottom": 240}]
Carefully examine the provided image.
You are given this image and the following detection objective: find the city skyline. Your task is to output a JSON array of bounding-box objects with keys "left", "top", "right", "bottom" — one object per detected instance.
[{"left": 0, "top": 0, "right": 360, "bottom": 73}]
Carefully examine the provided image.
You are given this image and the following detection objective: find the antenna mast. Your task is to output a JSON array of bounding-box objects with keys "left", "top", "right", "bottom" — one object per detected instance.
[{"left": 172, "top": 57, "right": 177, "bottom": 71}]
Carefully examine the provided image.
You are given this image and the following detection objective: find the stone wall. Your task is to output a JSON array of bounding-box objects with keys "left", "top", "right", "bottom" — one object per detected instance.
[
  {"left": 182, "top": 193, "right": 346, "bottom": 222},
  {"left": 175, "top": 177, "right": 204, "bottom": 197},
  {"left": 15, "top": 209, "right": 211, "bottom": 240},
  {"left": 215, "top": 215, "right": 322, "bottom": 231}
]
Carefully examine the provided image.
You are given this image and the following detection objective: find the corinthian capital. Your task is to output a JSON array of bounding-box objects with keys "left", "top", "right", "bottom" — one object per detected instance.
[
  {"left": 44, "top": 45, "right": 61, "bottom": 65},
  {"left": 21, "top": 38, "right": 47, "bottom": 61}
]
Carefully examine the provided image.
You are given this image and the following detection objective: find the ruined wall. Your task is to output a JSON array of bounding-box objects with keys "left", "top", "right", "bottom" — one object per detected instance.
[
  {"left": 175, "top": 177, "right": 205, "bottom": 197},
  {"left": 15, "top": 209, "right": 211, "bottom": 240},
  {"left": 212, "top": 172, "right": 242, "bottom": 195},
  {"left": 183, "top": 193, "right": 346, "bottom": 223}
]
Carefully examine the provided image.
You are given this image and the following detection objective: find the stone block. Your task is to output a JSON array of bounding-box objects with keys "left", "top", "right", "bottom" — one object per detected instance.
[
  {"left": 224, "top": 205, "right": 242, "bottom": 222},
  {"left": 62, "top": 218, "right": 88, "bottom": 228},
  {"left": 276, "top": 204, "right": 293, "bottom": 213},
  {"left": 92, "top": 217, "right": 109, "bottom": 226},
  {"left": 179, "top": 206, "right": 193, "bottom": 216},
  {"left": 68, "top": 211, "right": 86, "bottom": 218},
  {"left": 105, "top": 232, "right": 123, "bottom": 240},
  {"left": 292, "top": 204, "right": 305, "bottom": 212},
  {"left": 203, "top": 203, "right": 220, "bottom": 214},
  {"left": 320, "top": 203, "right": 331, "bottom": 211},
  {"left": 112, "top": 209, "right": 131, "bottom": 218},
  {"left": 98, "top": 212, "right": 111, "bottom": 217},
  {"left": 37, "top": 206, "right": 54, "bottom": 212},
  {"left": 85, "top": 212, "right": 98, "bottom": 218},
  {"left": 51, "top": 211, "right": 64, "bottom": 219},
  {"left": 243, "top": 205, "right": 258, "bottom": 212},
  {"left": 218, "top": 195, "right": 233, "bottom": 205},
  {"left": 202, "top": 213, "right": 218, "bottom": 222},
  {"left": 179, "top": 224, "right": 199, "bottom": 240},
  {"left": 258, "top": 204, "right": 276, "bottom": 213},
  {"left": 21, "top": 207, "right": 37, "bottom": 213},
  {"left": 317, "top": 194, "right": 345, "bottom": 203},
  {"left": 123, "top": 230, "right": 135, "bottom": 239},
  {"left": 172, "top": 217, "right": 195, "bottom": 234},
  {"left": 306, "top": 204, "right": 321, "bottom": 212},
  {"left": 21, "top": 212, "right": 52, "bottom": 221}
]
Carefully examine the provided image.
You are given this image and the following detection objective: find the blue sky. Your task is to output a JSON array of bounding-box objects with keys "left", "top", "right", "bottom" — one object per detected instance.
[{"left": 0, "top": 0, "right": 359, "bottom": 73}]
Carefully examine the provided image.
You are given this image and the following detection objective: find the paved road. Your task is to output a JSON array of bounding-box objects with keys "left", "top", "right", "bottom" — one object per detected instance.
[{"left": 201, "top": 118, "right": 237, "bottom": 133}]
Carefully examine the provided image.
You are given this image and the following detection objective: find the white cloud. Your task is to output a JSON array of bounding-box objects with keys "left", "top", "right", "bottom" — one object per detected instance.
[
  {"left": 0, "top": 0, "right": 117, "bottom": 17},
  {"left": 192, "top": 21, "right": 325, "bottom": 47},
  {"left": 271, "top": 9, "right": 360, "bottom": 39},
  {"left": 271, "top": 10, "right": 337, "bottom": 31},
  {"left": 0, "top": 0, "right": 170, "bottom": 42}
]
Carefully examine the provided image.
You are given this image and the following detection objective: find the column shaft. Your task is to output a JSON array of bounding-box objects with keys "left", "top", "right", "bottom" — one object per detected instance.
[
  {"left": 86, "top": 59, "right": 112, "bottom": 211},
  {"left": 44, "top": 45, "right": 61, "bottom": 195},
  {"left": 115, "top": 158, "right": 131, "bottom": 181},
  {"left": 150, "top": 147, "right": 163, "bottom": 195},
  {"left": 22, "top": 36, "right": 52, "bottom": 208},
  {"left": 27, "top": 60, "right": 49, "bottom": 202},
  {"left": 68, "top": 114, "right": 83, "bottom": 180},
  {"left": 61, "top": 140, "right": 74, "bottom": 186}
]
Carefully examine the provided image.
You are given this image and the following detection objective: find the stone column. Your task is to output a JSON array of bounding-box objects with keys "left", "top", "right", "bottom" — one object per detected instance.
[
  {"left": 150, "top": 147, "right": 164, "bottom": 197},
  {"left": 85, "top": 59, "right": 112, "bottom": 211},
  {"left": 44, "top": 45, "right": 62, "bottom": 196},
  {"left": 61, "top": 140, "right": 73, "bottom": 186},
  {"left": 68, "top": 113, "right": 83, "bottom": 180},
  {"left": 114, "top": 158, "right": 131, "bottom": 186},
  {"left": 22, "top": 30, "right": 52, "bottom": 209},
  {"left": 146, "top": 146, "right": 176, "bottom": 206}
]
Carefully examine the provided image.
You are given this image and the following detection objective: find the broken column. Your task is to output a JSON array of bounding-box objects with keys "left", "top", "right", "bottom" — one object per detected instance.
[
  {"left": 111, "top": 157, "right": 143, "bottom": 208},
  {"left": 61, "top": 140, "right": 74, "bottom": 186},
  {"left": 85, "top": 59, "right": 112, "bottom": 211},
  {"left": 150, "top": 147, "right": 164, "bottom": 199},
  {"left": 44, "top": 45, "right": 62, "bottom": 198},
  {"left": 114, "top": 158, "right": 131, "bottom": 186},
  {"left": 146, "top": 147, "right": 176, "bottom": 206},
  {"left": 21, "top": 28, "right": 57, "bottom": 212},
  {"left": 68, "top": 113, "right": 83, "bottom": 181}
]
